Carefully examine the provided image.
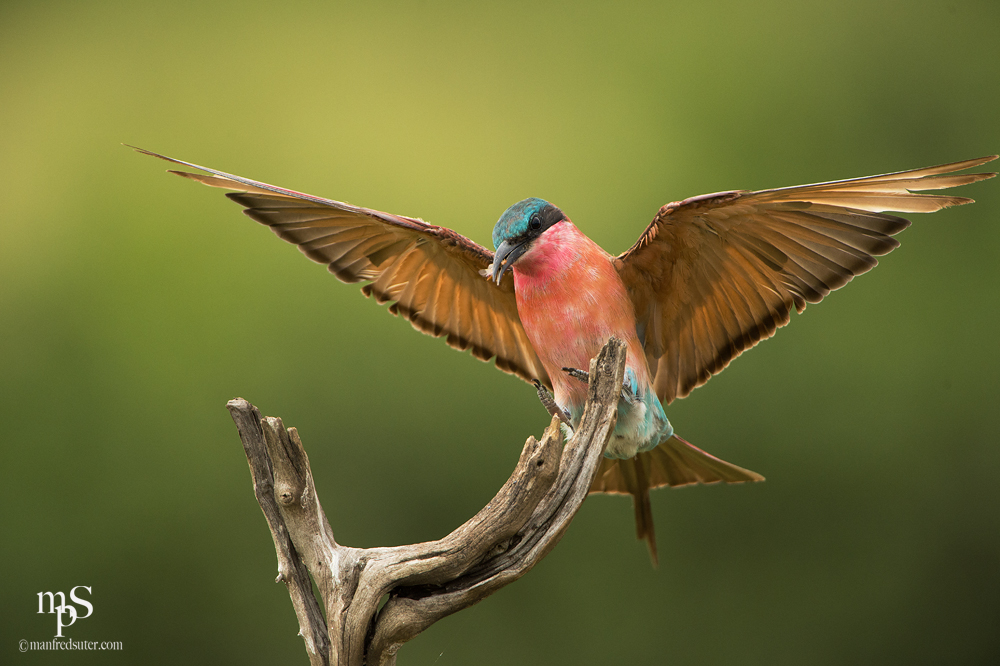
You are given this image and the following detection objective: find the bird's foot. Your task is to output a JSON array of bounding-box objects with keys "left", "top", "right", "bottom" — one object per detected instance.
[
  {"left": 561, "top": 367, "right": 638, "bottom": 404},
  {"left": 562, "top": 367, "right": 590, "bottom": 384},
  {"left": 533, "top": 379, "right": 572, "bottom": 426}
]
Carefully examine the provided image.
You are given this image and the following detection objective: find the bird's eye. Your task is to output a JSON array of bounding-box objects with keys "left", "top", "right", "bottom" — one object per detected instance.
[{"left": 529, "top": 215, "right": 542, "bottom": 230}]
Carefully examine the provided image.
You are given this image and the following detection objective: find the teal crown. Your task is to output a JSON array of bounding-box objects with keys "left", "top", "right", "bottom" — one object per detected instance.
[{"left": 492, "top": 197, "right": 558, "bottom": 249}]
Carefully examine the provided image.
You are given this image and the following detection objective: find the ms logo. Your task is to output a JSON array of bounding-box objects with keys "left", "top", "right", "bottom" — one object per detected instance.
[{"left": 37, "top": 586, "right": 93, "bottom": 637}]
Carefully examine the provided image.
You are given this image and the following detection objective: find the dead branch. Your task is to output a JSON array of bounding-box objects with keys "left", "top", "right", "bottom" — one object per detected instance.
[{"left": 227, "top": 337, "right": 627, "bottom": 665}]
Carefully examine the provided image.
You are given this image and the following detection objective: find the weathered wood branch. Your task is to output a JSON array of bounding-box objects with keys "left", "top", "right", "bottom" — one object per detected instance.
[{"left": 227, "top": 337, "right": 627, "bottom": 665}]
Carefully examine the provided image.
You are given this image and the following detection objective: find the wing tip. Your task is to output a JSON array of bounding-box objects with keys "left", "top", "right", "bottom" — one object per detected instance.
[
  {"left": 961, "top": 154, "right": 998, "bottom": 169},
  {"left": 126, "top": 144, "right": 178, "bottom": 164}
]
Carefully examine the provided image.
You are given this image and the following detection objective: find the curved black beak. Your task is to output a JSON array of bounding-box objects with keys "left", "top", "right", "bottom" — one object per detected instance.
[{"left": 491, "top": 238, "right": 530, "bottom": 285}]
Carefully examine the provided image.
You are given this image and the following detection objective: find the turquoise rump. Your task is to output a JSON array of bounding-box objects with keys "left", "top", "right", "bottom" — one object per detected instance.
[{"left": 134, "top": 146, "right": 997, "bottom": 564}]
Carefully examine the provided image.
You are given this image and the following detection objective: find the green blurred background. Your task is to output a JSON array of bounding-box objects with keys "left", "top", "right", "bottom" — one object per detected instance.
[{"left": 2, "top": 0, "right": 998, "bottom": 663}]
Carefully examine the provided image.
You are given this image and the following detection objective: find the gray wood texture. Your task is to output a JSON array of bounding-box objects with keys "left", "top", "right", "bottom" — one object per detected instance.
[{"left": 227, "top": 337, "right": 627, "bottom": 665}]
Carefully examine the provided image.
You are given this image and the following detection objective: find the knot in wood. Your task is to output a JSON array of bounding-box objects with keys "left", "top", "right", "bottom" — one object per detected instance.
[
  {"left": 275, "top": 481, "right": 302, "bottom": 506},
  {"left": 484, "top": 534, "right": 522, "bottom": 560}
]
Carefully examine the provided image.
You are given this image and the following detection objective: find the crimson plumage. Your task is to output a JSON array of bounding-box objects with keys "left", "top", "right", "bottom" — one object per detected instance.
[{"left": 134, "top": 146, "right": 996, "bottom": 563}]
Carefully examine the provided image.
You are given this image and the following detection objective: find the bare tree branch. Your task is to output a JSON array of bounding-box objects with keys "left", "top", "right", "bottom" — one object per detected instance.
[
  {"left": 227, "top": 337, "right": 627, "bottom": 665},
  {"left": 228, "top": 404, "right": 332, "bottom": 665}
]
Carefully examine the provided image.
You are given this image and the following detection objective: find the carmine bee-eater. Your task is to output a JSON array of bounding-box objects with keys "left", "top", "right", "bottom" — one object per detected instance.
[{"left": 134, "top": 147, "right": 995, "bottom": 564}]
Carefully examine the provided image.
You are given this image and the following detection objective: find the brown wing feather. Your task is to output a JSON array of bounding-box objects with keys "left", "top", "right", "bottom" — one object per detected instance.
[
  {"left": 618, "top": 156, "right": 997, "bottom": 404},
  {"left": 134, "top": 147, "right": 550, "bottom": 387}
]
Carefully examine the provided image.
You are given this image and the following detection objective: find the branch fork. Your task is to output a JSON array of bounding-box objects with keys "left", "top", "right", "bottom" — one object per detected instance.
[{"left": 227, "top": 337, "right": 628, "bottom": 665}]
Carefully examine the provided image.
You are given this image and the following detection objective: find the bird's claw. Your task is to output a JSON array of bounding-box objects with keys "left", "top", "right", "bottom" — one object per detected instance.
[
  {"left": 562, "top": 367, "right": 637, "bottom": 404},
  {"left": 562, "top": 367, "right": 591, "bottom": 384},
  {"left": 534, "top": 379, "right": 572, "bottom": 426}
]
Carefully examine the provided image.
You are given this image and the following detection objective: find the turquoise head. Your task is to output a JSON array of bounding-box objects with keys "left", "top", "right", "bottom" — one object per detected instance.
[{"left": 490, "top": 198, "right": 565, "bottom": 284}]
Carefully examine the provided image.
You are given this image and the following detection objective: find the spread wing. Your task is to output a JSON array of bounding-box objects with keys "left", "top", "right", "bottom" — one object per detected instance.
[
  {"left": 617, "top": 156, "right": 997, "bottom": 405},
  {"left": 133, "top": 147, "right": 550, "bottom": 387}
]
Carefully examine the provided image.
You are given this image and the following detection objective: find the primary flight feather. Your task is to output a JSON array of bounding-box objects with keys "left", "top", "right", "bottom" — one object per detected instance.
[{"left": 134, "top": 147, "right": 996, "bottom": 564}]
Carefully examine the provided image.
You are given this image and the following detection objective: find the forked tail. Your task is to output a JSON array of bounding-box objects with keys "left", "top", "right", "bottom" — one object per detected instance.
[{"left": 589, "top": 435, "right": 764, "bottom": 565}]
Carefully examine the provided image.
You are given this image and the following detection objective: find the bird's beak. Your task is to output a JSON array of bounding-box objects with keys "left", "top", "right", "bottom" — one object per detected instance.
[{"left": 491, "top": 238, "right": 530, "bottom": 285}]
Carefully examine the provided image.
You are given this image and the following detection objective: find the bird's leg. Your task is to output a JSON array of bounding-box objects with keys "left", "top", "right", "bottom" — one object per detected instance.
[
  {"left": 562, "top": 367, "right": 638, "bottom": 405},
  {"left": 533, "top": 380, "right": 572, "bottom": 427},
  {"left": 562, "top": 367, "right": 591, "bottom": 384},
  {"left": 621, "top": 382, "right": 638, "bottom": 405}
]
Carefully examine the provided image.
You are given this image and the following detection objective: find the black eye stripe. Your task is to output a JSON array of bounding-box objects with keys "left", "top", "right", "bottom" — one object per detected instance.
[{"left": 512, "top": 203, "right": 565, "bottom": 245}]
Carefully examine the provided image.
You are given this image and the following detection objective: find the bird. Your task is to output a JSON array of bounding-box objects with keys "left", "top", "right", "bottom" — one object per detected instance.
[{"left": 133, "top": 146, "right": 996, "bottom": 564}]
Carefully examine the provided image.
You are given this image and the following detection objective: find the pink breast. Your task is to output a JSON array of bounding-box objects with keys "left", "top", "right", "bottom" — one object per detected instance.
[{"left": 512, "top": 221, "right": 649, "bottom": 406}]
